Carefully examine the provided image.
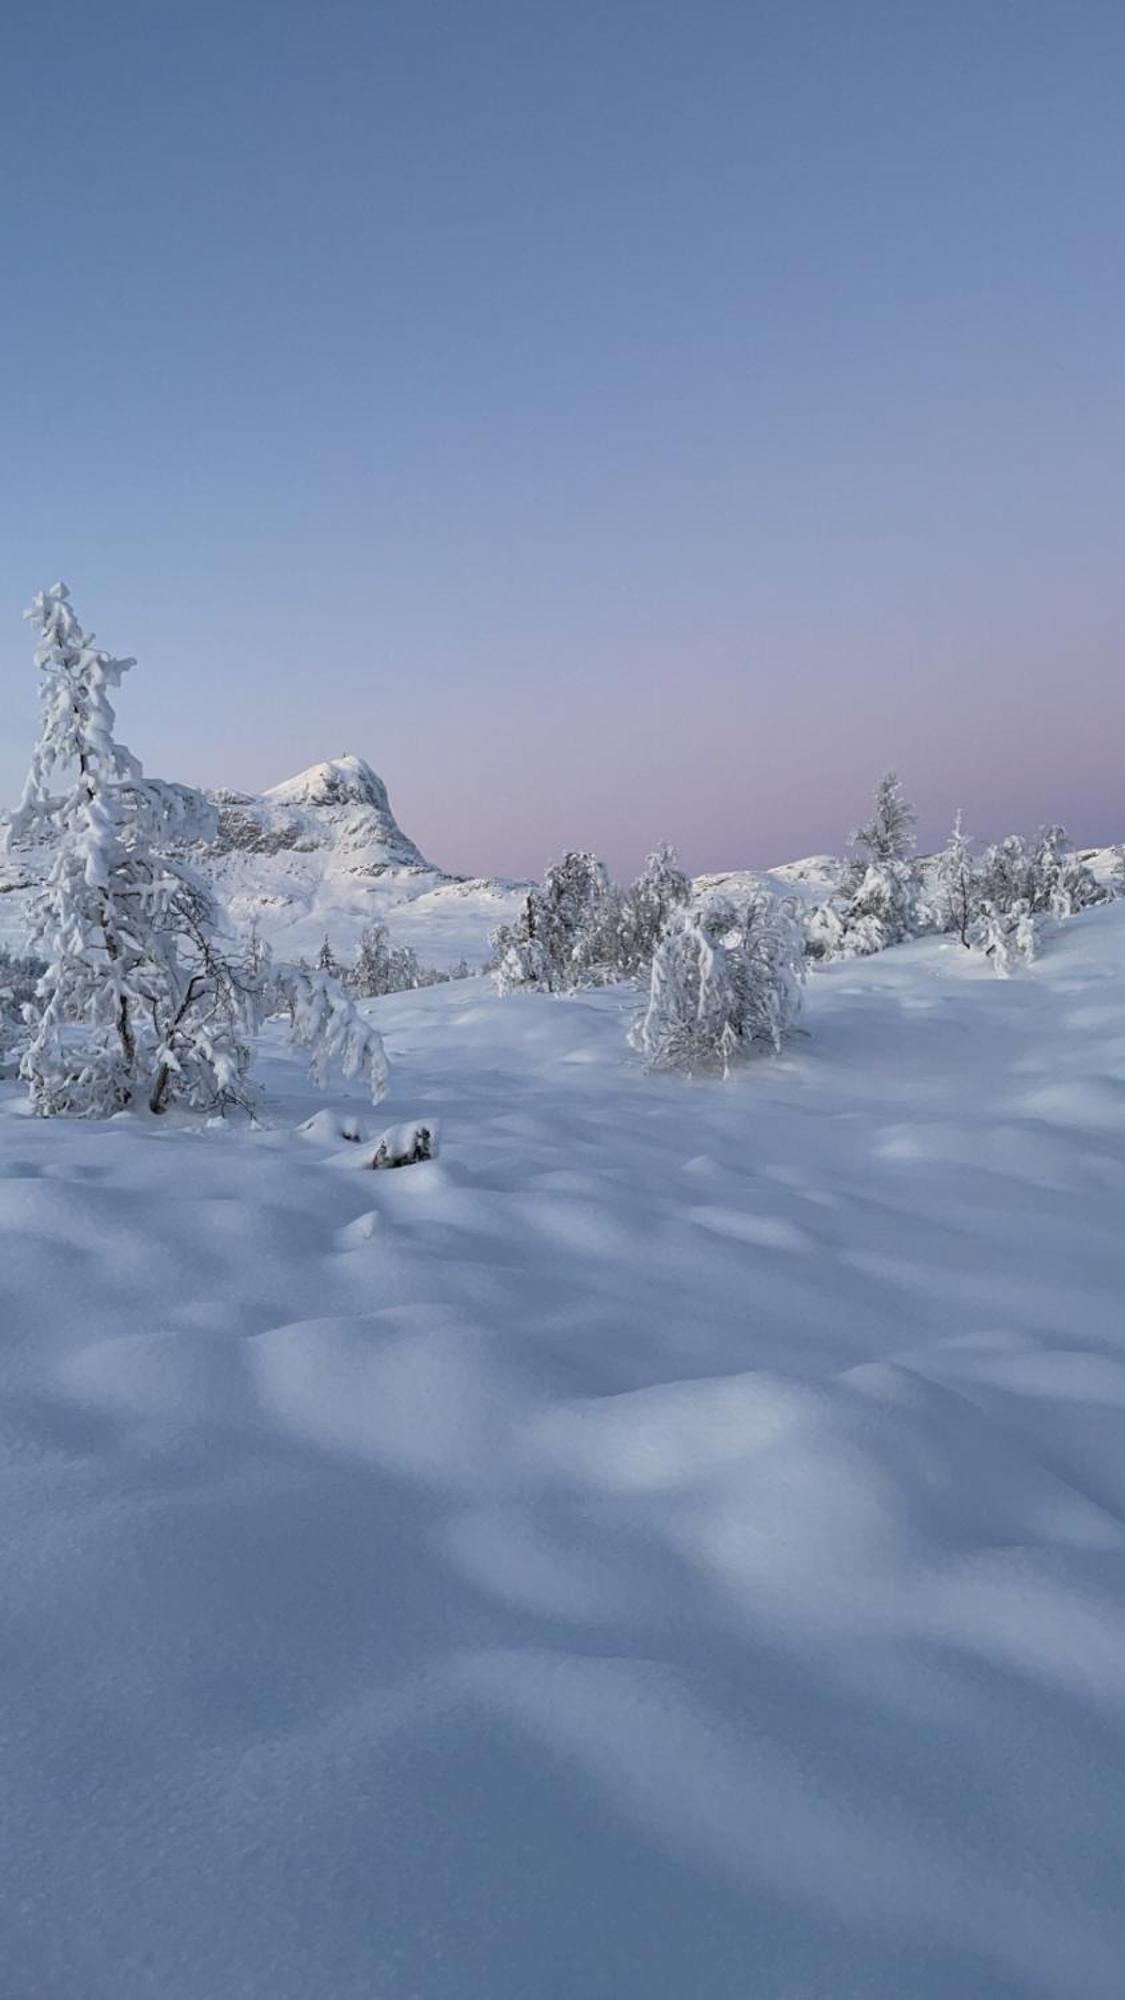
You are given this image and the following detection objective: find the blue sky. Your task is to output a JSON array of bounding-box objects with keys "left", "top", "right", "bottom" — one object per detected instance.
[{"left": 1, "top": 0, "right": 1122, "bottom": 876}]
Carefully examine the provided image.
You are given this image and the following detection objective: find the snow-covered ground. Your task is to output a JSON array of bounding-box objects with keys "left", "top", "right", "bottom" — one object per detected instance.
[{"left": 3, "top": 906, "right": 1125, "bottom": 1996}]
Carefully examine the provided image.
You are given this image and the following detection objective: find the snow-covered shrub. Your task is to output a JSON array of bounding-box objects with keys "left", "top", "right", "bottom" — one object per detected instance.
[
  {"left": 631, "top": 893, "right": 804, "bottom": 1077},
  {"left": 973, "top": 899, "right": 1038, "bottom": 977},
  {"left": 809, "top": 859, "right": 929, "bottom": 962},
  {"left": 370, "top": 1120, "right": 438, "bottom": 1168},
  {"left": 977, "top": 826, "right": 1103, "bottom": 923},
  {"left": 491, "top": 852, "right": 613, "bottom": 993},
  {"left": 0, "top": 946, "right": 46, "bottom": 1073},
  {"left": 493, "top": 843, "right": 691, "bottom": 992},
  {"left": 803, "top": 900, "right": 847, "bottom": 963},
  {"left": 11, "top": 581, "right": 390, "bottom": 1116},
  {"left": 0, "top": 946, "right": 46, "bottom": 1026},
  {"left": 613, "top": 843, "right": 692, "bottom": 976}
]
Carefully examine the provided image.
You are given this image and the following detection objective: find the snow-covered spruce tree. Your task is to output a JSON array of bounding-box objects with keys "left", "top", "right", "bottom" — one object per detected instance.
[
  {"left": 808, "top": 769, "right": 928, "bottom": 961},
  {"left": 934, "top": 810, "right": 977, "bottom": 947},
  {"left": 631, "top": 892, "right": 804, "bottom": 1077},
  {"left": 852, "top": 770, "right": 917, "bottom": 866},
  {"left": 12, "top": 583, "right": 390, "bottom": 1116}
]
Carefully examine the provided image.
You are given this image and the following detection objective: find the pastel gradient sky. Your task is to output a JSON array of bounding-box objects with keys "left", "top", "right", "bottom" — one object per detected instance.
[{"left": 2, "top": 0, "right": 1122, "bottom": 878}]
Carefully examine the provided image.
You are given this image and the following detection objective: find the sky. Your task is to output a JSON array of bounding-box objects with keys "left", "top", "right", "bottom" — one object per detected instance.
[{"left": 0, "top": 0, "right": 1122, "bottom": 879}]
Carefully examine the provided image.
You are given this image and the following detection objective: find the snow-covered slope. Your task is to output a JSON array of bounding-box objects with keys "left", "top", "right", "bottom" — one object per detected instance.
[
  {"left": 696, "top": 856, "right": 841, "bottom": 908},
  {"left": 0, "top": 752, "right": 528, "bottom": 968},
  {"left": 2, "top": 905, "right": 1125, "bottom": 1995}
]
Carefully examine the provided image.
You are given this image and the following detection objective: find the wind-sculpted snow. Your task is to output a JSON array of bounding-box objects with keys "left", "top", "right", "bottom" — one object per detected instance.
[{"left": 2, "top": 909, "right": 1125, "bottom": 1994}]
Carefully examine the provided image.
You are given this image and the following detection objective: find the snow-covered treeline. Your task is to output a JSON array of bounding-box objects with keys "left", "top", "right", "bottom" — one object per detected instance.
[
  {"left": 806, "top": 772, "right": 1109, "bottom": 973},
  {"left": 313, "top": 925, "right": 473, "bottom": 997}
]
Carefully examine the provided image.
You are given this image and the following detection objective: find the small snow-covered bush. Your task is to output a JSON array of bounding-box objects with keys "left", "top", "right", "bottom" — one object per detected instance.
[
  {"left": 370, "top": 1120, "right": 438, "bottom": 1168},
  {"left": 631, "top": 893, "right": 804, "bottom": 1077},
  {"left": 973, "top": 898, "right": 1038, "bottom": 977},
  {"left": 807, "top": 859, "right": 929, "bottom": 961}
]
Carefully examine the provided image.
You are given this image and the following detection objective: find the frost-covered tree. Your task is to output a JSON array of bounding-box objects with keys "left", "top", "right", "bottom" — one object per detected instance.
[
  {"left": 934, "top": 810, "right": 976, "bottom": 947},
  {"left": 316, "top": 935, "right": 342, "bottom": 978},
  {"left": 808, "top": 770, "right": 927, "bottom": 961},
  {"left": 8, "top": 583, "right": 235, "bottom": 1114},
  {"left": 493, "top": 843, "right": 692, "bottom": 991},
  {"left": 614, "top": 843, "right": 692, "bottom": 975},
  {"left": 11, "top": 582, "right": 390, "bottom": 1115},
  {"left": 631, "top": 892, "right": 804, "bottom": 1076},
  {"left": 348, "top": 923, "right": 393, "bottom": 997},
  {"left": 852, "top": 771, "right": 917, "bottom": 866},
  {"left": 346, "top": 922, "right": 433, "bottom": 997},
  {"left": 976, "top": 826, "right": 1102, "bottom": 922},
  {"left": 492, "top": 851, "right": 613, "bottom": 993}
]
